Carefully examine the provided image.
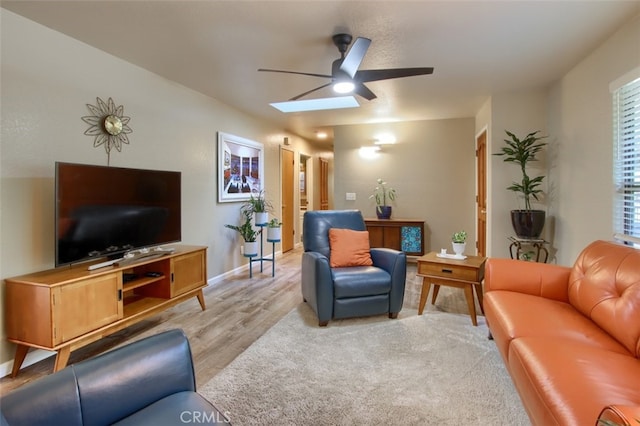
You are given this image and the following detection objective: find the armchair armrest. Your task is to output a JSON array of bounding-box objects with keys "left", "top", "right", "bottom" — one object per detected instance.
[
  {"left": 370, "top": 248, "right": 407, "bottom": 314},
  {"left": 597, "top": 405, "right": 640, "bottom": 426},
  {"left": 485, "top": 258, "right": 571, "bottom": 302},
  {"left": 301, "top": 251, "right": 334, "bottom": 323}
]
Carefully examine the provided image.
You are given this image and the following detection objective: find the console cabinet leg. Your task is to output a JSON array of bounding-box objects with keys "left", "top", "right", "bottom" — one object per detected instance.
[
  {"left": 11, "top": 344, "right": 30, "bottom": 378},
  {"left": 196, "top": 289, "right": 206, "bottom": 311},
  {"left": 53, "top": 346, "right": 71, "bottom": 372}
]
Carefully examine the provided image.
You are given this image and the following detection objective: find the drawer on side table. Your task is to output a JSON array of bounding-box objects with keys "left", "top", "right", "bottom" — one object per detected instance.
[{"left": 418, "top": 262, "right": 480, "bottom": 281}]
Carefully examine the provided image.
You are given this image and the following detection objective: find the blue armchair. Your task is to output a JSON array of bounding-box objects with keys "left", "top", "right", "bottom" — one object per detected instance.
[{"left": 301, "top": 210, "right": 407, "bottom": 326}]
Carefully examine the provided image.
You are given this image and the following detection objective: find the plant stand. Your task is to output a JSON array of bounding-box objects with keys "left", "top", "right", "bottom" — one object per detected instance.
[
  {"left": 508, "top": 236, "right": 549, "bottom": 263},
  {"left": 247, "top": 224, "right": 279, "bottom": 277}
]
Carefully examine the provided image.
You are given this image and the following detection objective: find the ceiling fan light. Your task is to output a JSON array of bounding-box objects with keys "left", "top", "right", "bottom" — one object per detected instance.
[{"left": 333, "top": 81, "right": 355, "bottom": 94}]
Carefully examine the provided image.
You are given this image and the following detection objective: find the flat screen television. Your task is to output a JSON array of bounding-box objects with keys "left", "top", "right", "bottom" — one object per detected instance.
[{"left": 55, "top": 162, "right": 181, "bottom": 267}]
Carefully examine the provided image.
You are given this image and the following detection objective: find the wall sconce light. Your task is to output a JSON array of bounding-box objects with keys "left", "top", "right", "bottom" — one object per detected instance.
[
  {"left": 374, "top": 132, "right": 396, "bottom": 145},
  {"left": 359, "top": 146, "right": 381, "bottom": 159}
]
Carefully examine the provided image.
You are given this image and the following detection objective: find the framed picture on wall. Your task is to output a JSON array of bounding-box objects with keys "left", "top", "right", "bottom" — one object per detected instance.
[{"left": 218, "top": 132, "right": 264, "bottom": 203}]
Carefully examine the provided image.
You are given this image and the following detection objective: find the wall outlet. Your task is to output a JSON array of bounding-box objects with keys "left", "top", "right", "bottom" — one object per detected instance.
[{"left": 346, "top": 192, "right": 356, "bottom": 201}]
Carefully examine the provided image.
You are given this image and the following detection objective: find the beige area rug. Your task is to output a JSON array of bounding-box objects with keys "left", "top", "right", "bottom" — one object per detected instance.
[{"left": 200, "top": 305, "right": 529, "bottom": 426}]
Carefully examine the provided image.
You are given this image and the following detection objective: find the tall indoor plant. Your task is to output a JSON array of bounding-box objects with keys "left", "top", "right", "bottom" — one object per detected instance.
[
  {"left": 495, "top": 130, "right": 547, "bottom": 239},
  {"left": 369, "top": 178, "right": 397, "bottom": 219}
]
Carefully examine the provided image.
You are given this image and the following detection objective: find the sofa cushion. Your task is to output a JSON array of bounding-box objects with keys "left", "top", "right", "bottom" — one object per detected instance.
[
  {"left": 568, "top": 240, "right": 640, "bottom": 358},
  {"left": 328, "top": 228, "right": 373, "bottom": 267},
  {"left": 485, "top": 290, "right": 630, "bottom": 362},
  {"left": 112, "top": 391, "right": 229, "bottom": 426},
  {"left": 508, "top": 337, "right": 640, "bottom": 426}
]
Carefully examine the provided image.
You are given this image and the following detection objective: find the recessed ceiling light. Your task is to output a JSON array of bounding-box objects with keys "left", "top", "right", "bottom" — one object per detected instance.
[
  {"left": 270, "top": 96, "right": 359, "bottom": 113},
  {"left": 316, "top": 132, "right": 328, "bottom": 139}
]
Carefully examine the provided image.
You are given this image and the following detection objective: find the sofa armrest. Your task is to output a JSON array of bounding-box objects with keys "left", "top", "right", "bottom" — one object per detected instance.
[
  {"left": 597, "top": 405, "right": 640, "bottom": 426},
  {"left": 0, "top": 329, "right": 196, "bottom": 426},
  {"left": 485, "top": 258, "right": 571, "bottom": 302},
  {"left": 0, "top": 367, "right": 83, "bottom": 426},
  {"left": 74, "top": 329, "right": 197, "bottom": 425}
]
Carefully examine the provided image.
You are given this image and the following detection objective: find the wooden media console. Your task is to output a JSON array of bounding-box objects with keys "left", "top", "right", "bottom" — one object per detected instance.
[{"left": 4, "top": 245, "right": 207, "bottom": 377}]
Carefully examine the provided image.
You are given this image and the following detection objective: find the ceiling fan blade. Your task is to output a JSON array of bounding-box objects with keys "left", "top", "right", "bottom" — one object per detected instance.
[
  {"left": 354, "top": 83, "right": 377, "bottom": 101},
  {"left": 356, "top": 67, "right": 434, "bottom": 82},
  {"left": 289, "top": 82, "right": 333, "bottom": 101},
  {"left": 258, "top": 68, "right": 332, "bottom": 79},
  {"left": 339, "top": 37, "right": 371, "bottom": 78}
]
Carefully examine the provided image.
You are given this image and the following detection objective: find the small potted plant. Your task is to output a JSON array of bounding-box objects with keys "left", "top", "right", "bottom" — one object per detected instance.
[
  {"left": 369, "top": 178, "right": 397, "bottom": 219},
  {"left": 494, "top": 130, "right": 547, "bottom": 238},
  {"left": 451, "top": 230, "right": 467, "bottom": 257},
  {"left": 225, "top": 209, "right": 260, "bottom": 256},
  {"left": 242, "top": 190, "right": 273, "bottom": 226},
  {"left": 266, "top": 217, "right": 282, "bottom": 242}
]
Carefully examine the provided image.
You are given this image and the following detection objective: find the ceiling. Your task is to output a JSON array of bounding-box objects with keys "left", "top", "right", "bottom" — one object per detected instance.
[{"left": 3, "top": 1, "right": 639, "bottom": 143}]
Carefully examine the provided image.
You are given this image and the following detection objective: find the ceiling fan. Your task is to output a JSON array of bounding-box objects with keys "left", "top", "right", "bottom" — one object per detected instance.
[{"left": 258, "top": 33, "right": 434, "bottom": 101}]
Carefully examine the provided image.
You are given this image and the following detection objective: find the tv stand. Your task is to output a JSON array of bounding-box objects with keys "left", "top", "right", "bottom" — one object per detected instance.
[{"left": 4, "top": 245, "right": 207, "bottom": 377}]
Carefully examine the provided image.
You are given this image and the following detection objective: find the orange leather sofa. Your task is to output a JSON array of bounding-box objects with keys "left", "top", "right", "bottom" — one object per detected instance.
[{"left": 484, "top": 240, "right": 640, "bottom": 426}]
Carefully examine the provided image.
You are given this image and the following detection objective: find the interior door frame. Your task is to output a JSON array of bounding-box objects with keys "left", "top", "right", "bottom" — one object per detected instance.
[
  {"left": 476, "top": 126, "right": 490, "bottom": 256},
  {"left": 280, "top": 146, "right": 295, "bottom": 252}
]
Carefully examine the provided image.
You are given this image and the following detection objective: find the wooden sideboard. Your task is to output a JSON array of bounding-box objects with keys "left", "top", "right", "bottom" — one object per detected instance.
[
  {"left": 364, "top": 218, "right": 425, "bottom": 256},
  {"left": 4, "top": 245, "right": 207, "bottom": 377}
]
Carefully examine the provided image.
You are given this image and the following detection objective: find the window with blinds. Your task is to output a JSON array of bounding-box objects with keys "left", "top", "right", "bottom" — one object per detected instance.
[{"left": 612, "top": 70, "right": 640, "bottom": 245}]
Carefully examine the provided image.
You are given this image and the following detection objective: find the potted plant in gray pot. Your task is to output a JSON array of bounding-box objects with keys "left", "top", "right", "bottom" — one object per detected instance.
[
  {"left": 494, "top": 130, "right": 547, "bottom": 239},
  {"left": 369, "top": 178, "right": 397, "bottom": 219}
]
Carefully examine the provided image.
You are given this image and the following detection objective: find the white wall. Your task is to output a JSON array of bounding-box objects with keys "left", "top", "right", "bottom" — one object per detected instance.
[
  {"left": 547, "top": 14, "right": 640, "bottom": 264},
  {"left": 0, "top": 10, "right": 328, "bottom": 368},
  {"left": 333, "top": 118, "right": 476, "bottom": 253}
]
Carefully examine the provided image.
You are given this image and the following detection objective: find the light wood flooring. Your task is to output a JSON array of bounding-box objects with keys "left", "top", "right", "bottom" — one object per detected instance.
[{"left": 0, "top": 247, "right": 478, "bottom": 396}]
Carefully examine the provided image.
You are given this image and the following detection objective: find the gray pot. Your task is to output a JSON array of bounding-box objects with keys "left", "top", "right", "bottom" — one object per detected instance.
[{"left": 510, "top": 210, "right": 545, "bottom": 239}]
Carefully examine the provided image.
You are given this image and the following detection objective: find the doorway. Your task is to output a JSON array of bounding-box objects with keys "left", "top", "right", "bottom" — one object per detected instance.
[
  {"left": 281, "top": 148, "right": 295, "bottom": 253},
  {"left": 476, "top": 129, "right": 487, "bottom": 257},
  {"left": 319, "top": 157, "right": 329, "bottom": 210},
  {"left": 299, "top": 154, "right": 312, "bottom": 238}
]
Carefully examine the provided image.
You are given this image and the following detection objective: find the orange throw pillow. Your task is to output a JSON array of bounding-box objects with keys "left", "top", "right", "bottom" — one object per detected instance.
[{"left": 328, "top": 228, "right": 374, "bottom": 267}]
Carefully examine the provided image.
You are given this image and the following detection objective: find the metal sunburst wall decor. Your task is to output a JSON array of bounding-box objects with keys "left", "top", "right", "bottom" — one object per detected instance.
[{"left": 82, "top": 97, "right": 132, "bottom": 165}]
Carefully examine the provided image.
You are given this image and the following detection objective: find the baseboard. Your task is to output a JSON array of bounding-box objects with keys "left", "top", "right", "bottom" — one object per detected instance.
[{"left": 1, "top": 253, "right": 281, "bottom": 378}]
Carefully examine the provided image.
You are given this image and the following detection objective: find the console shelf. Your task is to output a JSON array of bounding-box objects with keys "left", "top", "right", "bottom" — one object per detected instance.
[{"left": 4, "top": 245, "right": 207, "bottom": 377}]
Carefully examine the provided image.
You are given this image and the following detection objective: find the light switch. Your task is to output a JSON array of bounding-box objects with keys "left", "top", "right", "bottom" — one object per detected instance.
[{"left": 346, "top": 192, "right": 356, "bottom": 201}]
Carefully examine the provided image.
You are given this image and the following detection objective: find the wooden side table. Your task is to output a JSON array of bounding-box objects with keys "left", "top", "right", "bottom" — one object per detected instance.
[{"left": 416, "top": 252, "right": 487, "bottom": 326}]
